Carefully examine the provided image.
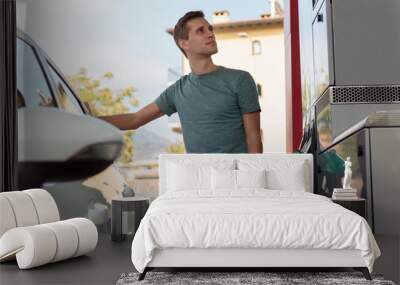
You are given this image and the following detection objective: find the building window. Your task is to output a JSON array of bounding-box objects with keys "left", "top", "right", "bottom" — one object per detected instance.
[
  {"left": 257, "top": 83, "right": 262, "bottom": 97},
  {"left": 252, "top": 40, "right": 262, "bottom": 55}
]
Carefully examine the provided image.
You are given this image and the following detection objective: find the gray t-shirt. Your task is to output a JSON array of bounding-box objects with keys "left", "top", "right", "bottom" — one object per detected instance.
[{"left": 154, "top": 66, "right": 261, "bottom": 153}]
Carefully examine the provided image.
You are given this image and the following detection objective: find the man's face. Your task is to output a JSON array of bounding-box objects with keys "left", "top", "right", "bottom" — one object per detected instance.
[{"left": 180, "top": 17, "right": 218, "bottom": 57}]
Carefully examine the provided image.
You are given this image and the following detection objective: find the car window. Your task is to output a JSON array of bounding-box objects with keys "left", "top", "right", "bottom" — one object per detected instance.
[
  {"left": 16, "top": 38, "right": 55, "bottom": 108},
  {"left": 47, "top": 62, "right": 84, "bottom": 114}
]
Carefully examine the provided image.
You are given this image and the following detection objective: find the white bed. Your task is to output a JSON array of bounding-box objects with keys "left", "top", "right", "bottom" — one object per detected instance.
[{"left": 131, "top": 154, "right": 380, "bottom": 280}]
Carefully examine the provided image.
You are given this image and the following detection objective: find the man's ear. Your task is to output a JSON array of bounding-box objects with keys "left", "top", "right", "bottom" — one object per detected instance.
[{"left": 179, "top": 39, "right": 188, "bottom": 52}]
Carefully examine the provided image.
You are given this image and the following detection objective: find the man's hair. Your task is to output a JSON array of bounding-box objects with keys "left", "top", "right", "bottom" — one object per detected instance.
[{"left": 173, "top": 11, "right": 205, "bottom": 57}]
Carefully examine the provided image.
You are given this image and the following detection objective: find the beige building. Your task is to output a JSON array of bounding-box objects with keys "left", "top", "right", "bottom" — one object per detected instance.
[{"left": 168, "top": 2, "right": 286, "bottom": 152}]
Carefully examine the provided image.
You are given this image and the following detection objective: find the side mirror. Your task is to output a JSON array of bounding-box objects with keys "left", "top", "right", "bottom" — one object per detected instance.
[{"left": 18, "top": 107, "right": 124, "bottom": 188}]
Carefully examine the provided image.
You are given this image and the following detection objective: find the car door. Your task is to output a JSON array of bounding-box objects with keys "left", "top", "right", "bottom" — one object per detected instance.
[
  {"left": 16, "top": 30, "right": 123, "bottom": 189},
  {"left": 16, "top": 36, "right": 56, "bottom": 110}
]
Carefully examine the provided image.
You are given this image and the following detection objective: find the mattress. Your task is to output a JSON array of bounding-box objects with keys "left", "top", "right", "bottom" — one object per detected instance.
[{"left": 131, "top": 190, "right": 380, "bottom": 273}]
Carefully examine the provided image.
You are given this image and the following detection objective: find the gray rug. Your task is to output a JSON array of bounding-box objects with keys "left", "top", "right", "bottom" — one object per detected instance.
[{"left": 116, "top": 271, "right": 396, "bottom": 285}]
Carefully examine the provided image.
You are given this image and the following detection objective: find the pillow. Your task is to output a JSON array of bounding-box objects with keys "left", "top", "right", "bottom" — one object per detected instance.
[
  {"left": 265, "top": 162, "right": 307, "bottom": 191},
  {"left": 211, "top": 168, "right": 236, "bottom": 191},
  {"left": 236, "top": 169, "right": 267, "bottom": 189},
  {"left": 166, "top": 159, "right": 235, "bottom": 192},
  {"left": 167, "top": 163, "right": 209, "bottom": 191},
  {"left": 211, "top": 168, "right": 267, "bottom": 191},
  {"left": 238, "top": 158, "right": 309, "bottom": 192}
]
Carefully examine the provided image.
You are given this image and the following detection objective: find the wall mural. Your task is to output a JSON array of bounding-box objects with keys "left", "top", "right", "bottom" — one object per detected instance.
[{"left": 16, "top": 0, "right": 274, "bottom": 234}]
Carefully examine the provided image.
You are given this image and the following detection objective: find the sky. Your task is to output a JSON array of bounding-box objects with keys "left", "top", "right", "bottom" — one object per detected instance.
[{"left": 16, "top": 0, "right": 276, "bottom": 142}]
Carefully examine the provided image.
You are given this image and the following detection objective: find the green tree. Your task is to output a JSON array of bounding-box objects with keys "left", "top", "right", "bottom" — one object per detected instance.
[
  {"left": 67, "top": 68, "right": 139, "bottom": 163},
  {"left": 165, "top": 141, "right": 186, "bottom": 154}
]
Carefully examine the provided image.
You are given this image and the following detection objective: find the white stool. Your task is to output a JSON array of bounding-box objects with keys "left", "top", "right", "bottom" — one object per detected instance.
[{"left": 0, "top": 189, "right": 98, "bottom": 269}]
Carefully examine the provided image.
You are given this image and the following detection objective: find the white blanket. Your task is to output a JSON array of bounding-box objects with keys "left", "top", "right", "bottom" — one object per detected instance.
[{"left": 131, "top": 190, "right": 380, "bottom": 273}]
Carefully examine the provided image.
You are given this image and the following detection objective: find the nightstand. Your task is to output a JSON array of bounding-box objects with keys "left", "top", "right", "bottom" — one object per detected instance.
[
  {"left": 111, "top": 197, "right": 150, "bottom": 242},
  {"left": 331, "top": 198, "right": 367, "bottom": 219}
]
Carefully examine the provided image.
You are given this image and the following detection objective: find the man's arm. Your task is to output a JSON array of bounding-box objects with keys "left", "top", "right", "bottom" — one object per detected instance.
[
  {"left": 97, "top": 102, "right": 164, "bottom": 130},
  {"left": 243, "top": 112, "right": 263, "bottom": 153}
]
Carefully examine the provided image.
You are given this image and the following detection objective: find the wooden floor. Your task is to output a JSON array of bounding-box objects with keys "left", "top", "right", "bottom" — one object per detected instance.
[{"left": 1, "top": 233, "right": 398, "bottom": 284}]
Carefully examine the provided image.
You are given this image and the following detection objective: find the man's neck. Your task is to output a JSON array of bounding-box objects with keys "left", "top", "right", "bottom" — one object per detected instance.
[{"left": 188, "top": 56, "right": 218, "bottom": 75}]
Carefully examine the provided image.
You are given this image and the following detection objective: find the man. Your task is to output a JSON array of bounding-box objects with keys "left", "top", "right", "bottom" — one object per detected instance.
[{"left": 99, "top": 11, "right": 262, "bottom": 153}]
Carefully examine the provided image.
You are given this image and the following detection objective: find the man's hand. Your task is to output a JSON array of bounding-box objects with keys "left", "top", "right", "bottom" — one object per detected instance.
[
  {"left": 97, "top": 102, "right": 164, "bottom": 130},
  {"left": 243, "top": 112, "right": 263, "bottom": 153}
]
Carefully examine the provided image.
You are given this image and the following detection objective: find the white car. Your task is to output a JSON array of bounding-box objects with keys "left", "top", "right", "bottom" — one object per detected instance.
[{"left": 17, "top": 30, "right": 126, "bottom": 225}]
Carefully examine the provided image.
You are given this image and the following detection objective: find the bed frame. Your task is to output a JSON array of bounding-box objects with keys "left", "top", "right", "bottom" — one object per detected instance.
[
  {"left": 139, "top": 248, "right": 371, "bottom": 280},
  {"left": 138, "top": 154, "right": 372, "bottom": 281}
]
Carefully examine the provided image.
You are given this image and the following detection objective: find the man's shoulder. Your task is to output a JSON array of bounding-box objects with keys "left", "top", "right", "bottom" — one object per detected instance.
[
  {"left": 174, "top": 74, "right": 191, "bottom": 86},
  {"left": 220, "top": 66, "right": 248, "bottom": 76},
  {"left": 164, "top": 74, "right": 189, "bottom": 92},
  {"left": 220, "top": 66, "right": 251, "bottom": 81}
]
